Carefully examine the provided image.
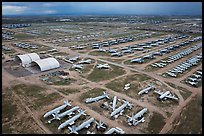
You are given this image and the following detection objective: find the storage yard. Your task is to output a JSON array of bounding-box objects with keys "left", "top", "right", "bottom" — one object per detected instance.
[{"left": 2, "top": 15, "right": 202, "bottom": 134}]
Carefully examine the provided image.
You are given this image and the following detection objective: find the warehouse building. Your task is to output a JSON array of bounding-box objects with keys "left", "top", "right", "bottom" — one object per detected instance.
[
  {"left": 15, "top": 53, "right": 40, "bottom": 67},
  {"left": 31, "top": 58, "right": 60, "bottom": 72}
]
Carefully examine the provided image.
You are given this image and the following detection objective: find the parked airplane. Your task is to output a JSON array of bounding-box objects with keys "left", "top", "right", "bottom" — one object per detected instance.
[
  {"left": 127, "top": 108, "right": 147, "bottom": 126},
  {"left": 138, "top": 84, "right": 154, "bottom": 95},
  {"left": 96, "top": 63, "right": 110, "bottom": 69},
  {"left": 58, "top": 110, "right": 86, "bottom": 130},
  {"left": 48, "top": 106, "right": 80, "bottom": 123},
  {"left": 110, "top": 100, "right": 133, "bottom": 118},
  {"left": 68, "top": 118, "right": 94, "bottom": 134},
  {"left": 111, "top": 52, "right": 123, "bottom": 57},
  {"left": 69, "top": 56, "right": 80, "bottom": 61},
  {"left": 72, "top": 64, "right": 83, "bottom": 69},
  {"left": 78, "top": 59, "right": 92, "bottom": 64},
  {"left": 95, "top": 120, "right": 106, "bottom": 129},
  {"left": 105, "top": 127, "right": 125, "bottom": 134},
  {"left": 124, "top": 83, "right": 130, "bottom": 91},
  {"left": 44, "top": 100, "right": 71, "bottom": 118},
  {"left": 85, "top": 91, "right": 110, "bottom": 103},
  {"left": 98, "top": 48, "right": 106, "bottom": 52},
  {"left": 130, "top": 58, "right": 144, "bottom": 63},
  {"left": 112, "top": 96, "right": 117, "bottom": 111},
  {"left": 154, "top": 90, "right": 178, "bottom": 100}
]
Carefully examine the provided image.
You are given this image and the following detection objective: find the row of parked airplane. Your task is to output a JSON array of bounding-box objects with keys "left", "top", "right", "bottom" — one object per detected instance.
[
  {"left": 71, "top": 59, "right": 92, "bottom": 70},
  {"left": 166, "top": 53, "right": 202, "bottom": 78},
  {"left": 151, "top": 39, "right": 202, "bottom": 68},
  {"left": 138, "top": 84, "right": 178, "bottom": 100},
  {"left": 43, "top": 100, "right": 127, "bottom": 134},
  {"left": 85, "top": 91, "right": 149, "bottom": 126},
  {"left": 186, "top": 69, "right": 202, "bottom": 87}
]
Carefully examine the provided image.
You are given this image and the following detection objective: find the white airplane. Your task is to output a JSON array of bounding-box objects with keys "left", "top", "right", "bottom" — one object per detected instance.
[
  {"left": 122, "top": 49, "right": 133, "bottom": 54},
  {"left": 108, "top": 48, "right": 118, "bottom": 53},
  {"left": 48, "top": 106, "right": 80, "bottom": 123},
  {"left": 130, "top": 58, "right": 144, "bottom": 63},
  {"left": 68, "top": 118, "right": 94, "bottom": 134},
  {"left": 127, "top": 108, "right": 147, "bottom": 126},
  {"left": 72, "top": 64, "right": 83, "bottom": 69},
  {"left": 98, "top": 48, "right": 106, "bottom": 52},
  {"left": 124, "top": 83, "right": 130, "bottom": 91},
  {"left": 43, "top": 100, "right": 71, "bottom": 118},
  {"left": 154, "top": 90, "right": 178, "bottom": 101},
  {"left": 138, "top": 85, "right": 154, "bottom": 95},
  {"left": 110, "top": 100, "right": 133, "bottom": 118},
  {"left": 105, "top": 127, "right": 125, "bottom": 134},
  {"left": 96, "top": 63, "right": 110, "bottom": 69},
  {"left": 58, "top": 110, "right": 86, "bottom": 130},
  {"left": 69, "top": 56, "right": 80, "bottom": 61},
  {"left": 111, "top": 52, "right": 123, "bottom": 57},
  {"left": 85, "top": 91, "right": 110, "bottom": 103},
  {"left": 95, "top": 120, "right": 106, "bottom": 129},
  {"left": 78, "top": 59, "right": 92, "bottom": 64},
  {"left": 112, "top": 96, "right": 117, "bottom": 111}
]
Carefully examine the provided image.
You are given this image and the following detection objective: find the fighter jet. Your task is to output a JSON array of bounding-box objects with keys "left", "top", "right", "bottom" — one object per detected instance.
[
  {"left": 127, "top": 108, "right": 147, "bottom": 126},
  {"left": 138, "top": 84, "right": 154, "bottom": 95},
  {"left": 58, "top": 110, "right": 86, "bottom": 130},
  {"left": 110, "top": 100, "right": 133, "bottom": 118},
  {"left": 85, "top": 92, "right": 110, "bottom": 103},
  {"left": 48, "top": 106, "right": 80, "bottom": 123},
  {"left": 96, "top": 63, "right": 110, "bottom": 69},
  {"left": 43, "top": 100, "right": 71, "bottom": 118},
  {"left": 154, "top": 90, "right": 178, "bottom": 101},
  {"left": 68, "top": 118, "right": 94, "bottom": 134},
  {"left": 78, "top": 59, "right": 92, "bottom": 64}
]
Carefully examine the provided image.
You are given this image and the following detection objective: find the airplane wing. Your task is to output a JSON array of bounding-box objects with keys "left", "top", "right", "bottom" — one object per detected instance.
[
  {"left": 85, "top": 124, "right": 91, "bottom": 128},
  {"left": 69, "top": 121, "right": 75, "bottom": 126},
  {"left": 154, "top": 90, "right": 163, "bottom": 95}
]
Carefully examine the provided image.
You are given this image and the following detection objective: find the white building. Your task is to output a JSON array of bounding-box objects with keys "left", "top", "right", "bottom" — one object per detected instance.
[
  {"left": 31, "top": 58, "right": 60, "bottom": 72},
  {"left": 15, "top": 53, "right": 40, "bottom": 67}
]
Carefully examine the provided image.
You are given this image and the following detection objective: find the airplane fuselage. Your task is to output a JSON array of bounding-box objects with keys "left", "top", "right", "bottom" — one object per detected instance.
[
  {"left": 71, "top": 118, "right": 94, "bottom": 133},
  {"left": 111, "top": 102, "right": 128, "bottom": 117},
  {"left": 159, "top": 91, "right": 170, "bottom": 99},
  {"left": 44, "top": 104, "right": 67, "bottom": 118},
  {"left": 58, "top": 111, "right": 84, "bottom": 130},
  {"left": 58, "top": 106, "right": 80, "bottom": 118}
]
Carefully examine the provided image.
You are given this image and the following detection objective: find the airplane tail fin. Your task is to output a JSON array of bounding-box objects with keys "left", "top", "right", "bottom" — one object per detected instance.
[
  {"left": 103, "top": 92, "right": 110, "bottom": 99},
  {"left": 68, "top": 126, "right": 78, "bottom": 134},
  {"left": 78, "top": 109, "right": 86, "bottom": 115},
  {"left": 64, "top": 100, "right": 71, "bottom": 106}
]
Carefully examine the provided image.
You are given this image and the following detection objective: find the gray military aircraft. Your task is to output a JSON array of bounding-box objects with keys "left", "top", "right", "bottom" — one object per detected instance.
[
  {"left": 85, "top": 91, "right": 110, "bottom": 103},
  {"left": 48, "top": 106, "right": 80, "bottom": 123},
  {"left": 58, "top": 110, "right": 86, "bottom": 130},
  {"left": 127, "top": 108, "right": 147, "bottom": 126},
  {"left": 138, "top": 84, "right": 154, "bottom": 95},
  {"left": 68, "top": 118, "right": 94, "bottom": 134},
  {"left": 110, "top": 100, "right": 133, "bottom": 118},
  {"left": 43, "top": 100, "right": 71, "bottom": 118},
  {"left": 154, "top": 90, "right": 178, "bottom": 100}
]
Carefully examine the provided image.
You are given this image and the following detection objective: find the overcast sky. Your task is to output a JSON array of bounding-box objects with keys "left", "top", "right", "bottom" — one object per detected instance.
[{"left": 2, "top": 2, "right": 202, "bottom": 16}]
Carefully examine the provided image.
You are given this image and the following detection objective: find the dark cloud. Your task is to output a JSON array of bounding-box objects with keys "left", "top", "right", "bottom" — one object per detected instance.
[{"left": 2, "top": 2, "right": 202, "bottom": 16}]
